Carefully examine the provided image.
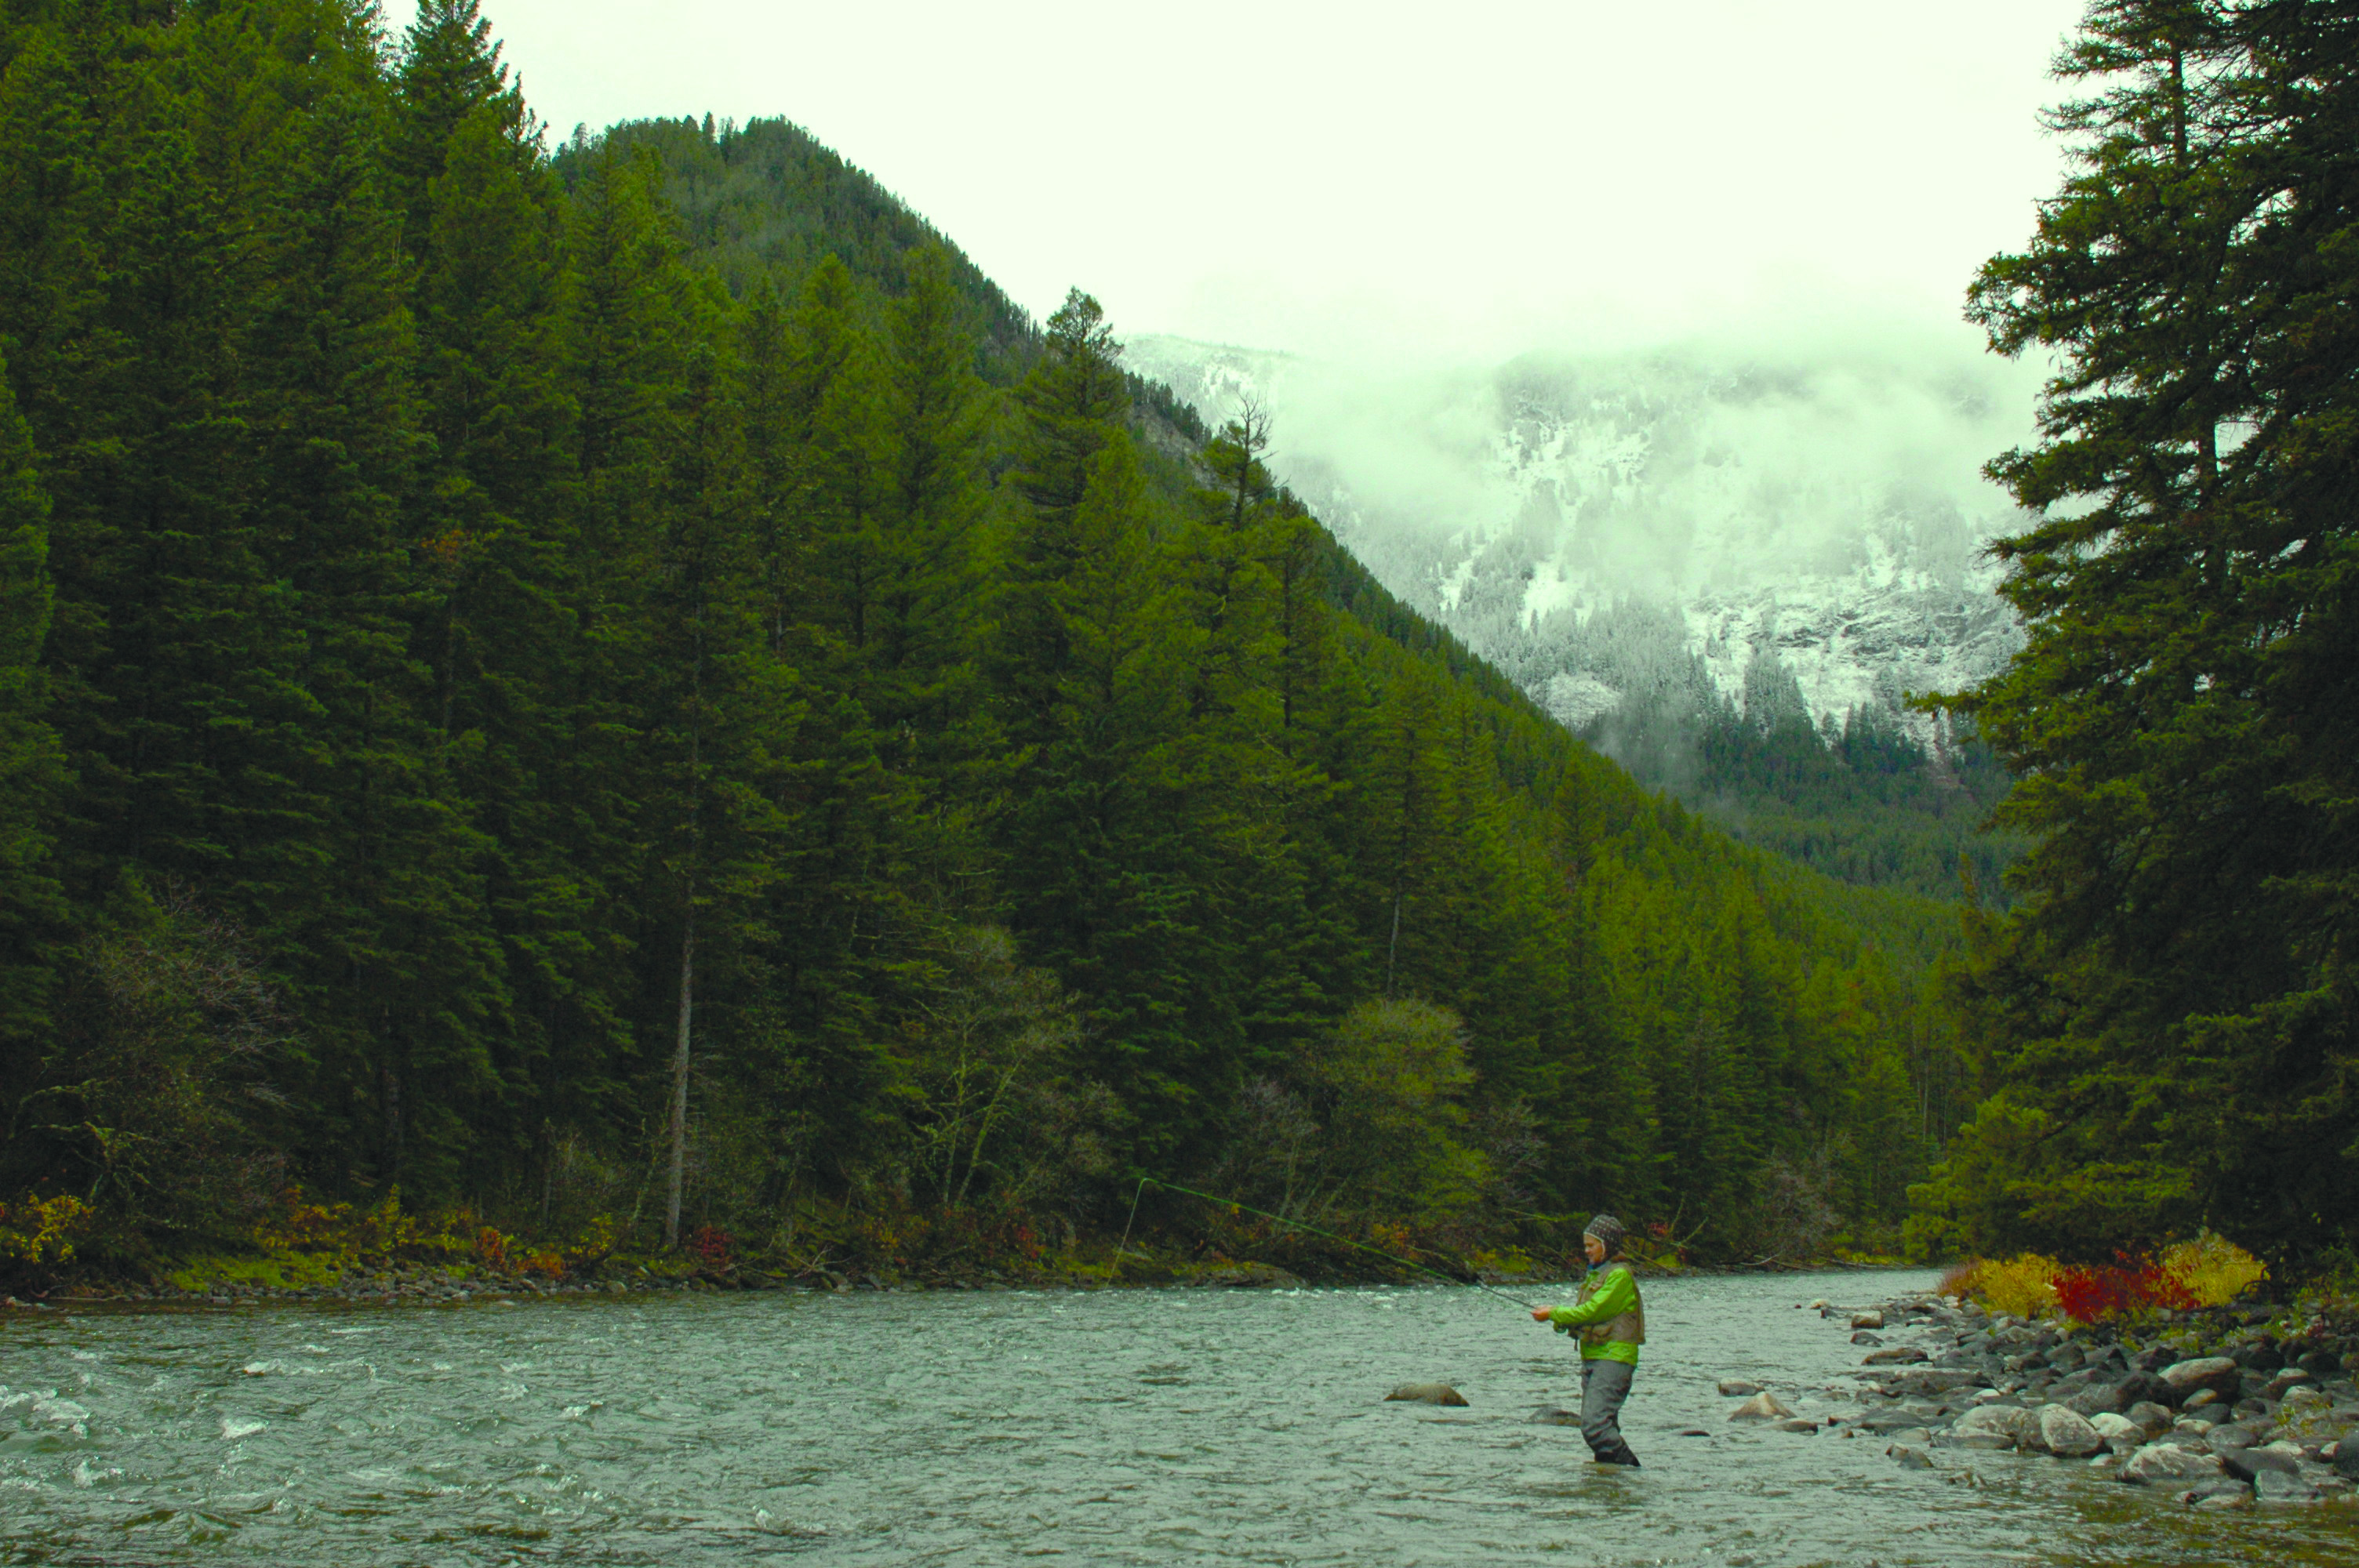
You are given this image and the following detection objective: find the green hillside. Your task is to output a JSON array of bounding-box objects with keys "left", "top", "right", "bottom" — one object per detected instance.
[{"left": 0, "top": 0, "right": 1967, "bottom": 1283}]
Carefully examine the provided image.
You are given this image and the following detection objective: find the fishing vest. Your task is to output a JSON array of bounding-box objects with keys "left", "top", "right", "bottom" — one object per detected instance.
[{"left": 1576, "top": 1261, "right": 1645, "bottom": 1350}]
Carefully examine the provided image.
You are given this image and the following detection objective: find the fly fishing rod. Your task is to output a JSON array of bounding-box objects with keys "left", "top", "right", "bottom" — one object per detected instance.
[{"left": 1116, "top": 1175, "right": 1544, "bottom": 1310}]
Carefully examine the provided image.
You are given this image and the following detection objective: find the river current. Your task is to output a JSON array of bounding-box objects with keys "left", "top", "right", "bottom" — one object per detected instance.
[{"left": 5, "top": 1269, "right": 2357, "bottom": 1566}]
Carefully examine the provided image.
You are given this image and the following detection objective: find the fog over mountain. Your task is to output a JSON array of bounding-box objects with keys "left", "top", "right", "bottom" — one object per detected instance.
[{"left": 1127, "top": 328, "right": 2043, "bottom": 759}]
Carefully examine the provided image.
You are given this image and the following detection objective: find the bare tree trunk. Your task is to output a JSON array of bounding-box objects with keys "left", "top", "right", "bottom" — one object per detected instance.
[{"left": 663, "top": 903, "right": 696, "bottom": 1250}]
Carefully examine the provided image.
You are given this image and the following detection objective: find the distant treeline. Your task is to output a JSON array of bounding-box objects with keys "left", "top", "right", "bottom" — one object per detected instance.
[
  {"left": 1583, "top": 667, "right": 2021, "bottom": 906},
  {"left": 1450, "top": 594, "right": 2025, "bottom": 905},
  {"left": 0, "top": 0, "right": 1963, "bottom": 1276}
]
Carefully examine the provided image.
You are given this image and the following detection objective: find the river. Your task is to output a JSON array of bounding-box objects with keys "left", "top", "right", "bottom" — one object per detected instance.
[{"left": 5, "top": 1269, "right": 2356, "bottom": 1565}]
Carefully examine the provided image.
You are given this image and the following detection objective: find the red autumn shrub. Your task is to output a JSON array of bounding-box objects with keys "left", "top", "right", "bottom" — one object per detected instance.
[
  {"left": 2129, "top": 1255, "right": 2199, "bottom": 1312},
  {"left": 2052, "top": 1252, "right": 2202, "bottom": 1323},
  {"left": 686, "top": 1225, "right": 733, "bottom": 1267},
  {"left": 2052, "top": 1266, "right": 2132, "bottom": 1323}
]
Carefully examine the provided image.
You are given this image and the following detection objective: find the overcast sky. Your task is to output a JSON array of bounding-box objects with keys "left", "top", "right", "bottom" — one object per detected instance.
[{"left": 382, "top": 0, "right": 2092, "bottom": 362}]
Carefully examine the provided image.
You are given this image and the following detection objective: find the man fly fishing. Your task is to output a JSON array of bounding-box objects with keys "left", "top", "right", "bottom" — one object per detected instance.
[{"left": 1530, "top": 1213, "right": 1643, "bottom": 1467}]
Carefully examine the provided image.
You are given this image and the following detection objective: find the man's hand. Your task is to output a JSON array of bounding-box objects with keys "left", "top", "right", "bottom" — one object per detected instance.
[{"left": 1531, "top": 1306, "right": 1553, "bottom": 1322}]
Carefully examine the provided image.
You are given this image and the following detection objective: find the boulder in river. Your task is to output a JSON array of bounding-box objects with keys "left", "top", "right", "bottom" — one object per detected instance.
[
  {"left": 1954, "top": 1405, "right": 2040, "bottom": 1450},
  {"left": 2219, "top": 1445, "right": 2299, "bottom": 1483},
  {"left": 2123, "top": 1444, "right": 2227, "bottom": 1485},
  {"left": 2065, "top": 1374, "right": 2166, "bottom": 1417},
  {"left": 1386, "top": 1384, "right": 1468, "bottom": 1406},
  {"left": 1528, "top": 1406, "right": 1579, "bottom": 1425},
  {"left": 1889, "top": 1445, "right": 1934, "bottom": 1470},
  {"left": 1729, "top": 1392, "right": 1796, "bottom": 1421},
  {"left": 1862, "top": 1346, "right": 1928, "bottom": 1366},
  {"left": 1881, "top": 1368, "right": 1988, "bottom": 1399},
  {"left": 2126, "top": 1401, "right": 2176, "bottom": 1434},
  {"left": 2253, "top": 1468, "right": 2321, "bottom": 1504},
  {"left": 2161, "top": 1357, "right": 2242, "bottom": 1403},
  {"left": 1772, "top": 1417, "right": 1819, "bottom": 1434},
  {"left": 1717, "top": 1378, "right": 1763, "bottom": 1397},
  {"left": 1851, "top": 1311, "right": 1885, "bottom": 1330},
  {"left": 2091, "top": 1412, "right": 2144, "bottom": 1448},
  {"left": 2038, "top": 1406, "right": 2105, "bottom": 1459},
  {"left": 2183, "top": 1477, "right": 2254, "bottom": 1507},
  {"left": 1851, "top": 1331, "right": 1883, "bottom": 1346}
]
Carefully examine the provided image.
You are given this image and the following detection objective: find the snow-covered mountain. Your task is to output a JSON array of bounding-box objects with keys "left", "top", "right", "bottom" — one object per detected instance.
[{"left": 1125, "top": 332, "right": 2035, "bottom": 746}]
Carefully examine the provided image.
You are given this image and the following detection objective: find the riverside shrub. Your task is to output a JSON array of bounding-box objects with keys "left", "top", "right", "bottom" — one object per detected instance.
[
  {"left": 2160, "top": 1232, "right": 2267, "bottom": 1308},
  {"left": 0, "top": 1193, "right": 92, "bottom": 1265},
  {"left": 1956, "top": 1254, "right": 2062, "bottom": 1318},
  {"left": 2052, "top": 1258, "right": 2196, "bottom": 1323},
  {"left": 1951, "top": 1233, "right": 2266, "bottom": 1322}
]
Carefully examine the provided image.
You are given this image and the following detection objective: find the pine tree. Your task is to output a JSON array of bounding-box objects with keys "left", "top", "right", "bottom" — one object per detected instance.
[
  {"left": 868, "top": 245, "right": 992, "bottom": 824},
  {"left": 1919, "top": 1, "right": 2359, "bottom": 1260},
  {"left": 0, "top": 350, "right": 64, "bottom": 1040},
  {"left": 399, "top": 15, "right": 583, "bottom": 1191},
  {"left": 391, "top": 0, "right": 529, "bottom": 267},
  {"left": 999, "top": 289, "right": 1129, "bottom": 748}
]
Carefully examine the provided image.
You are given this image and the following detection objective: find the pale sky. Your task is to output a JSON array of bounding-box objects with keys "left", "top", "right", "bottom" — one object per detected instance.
[{"left": 381, "top": 0, "right": 2092, "bottom": 362}]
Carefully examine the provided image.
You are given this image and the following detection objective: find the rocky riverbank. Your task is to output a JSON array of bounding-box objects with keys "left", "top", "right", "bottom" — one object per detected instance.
[{"left": 1729, "top": 1287, "right": 2359, "bottom": 1510}]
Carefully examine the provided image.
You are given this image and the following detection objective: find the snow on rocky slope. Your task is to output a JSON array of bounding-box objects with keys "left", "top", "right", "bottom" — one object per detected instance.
[{"left": 1125, "top": 332, "right": 2037, "bottom": 741}]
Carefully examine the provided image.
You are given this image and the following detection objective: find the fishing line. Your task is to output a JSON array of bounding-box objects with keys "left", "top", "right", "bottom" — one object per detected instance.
[{"left": 1116, "top": 1175, "right": 1544, "bottom": 1310}]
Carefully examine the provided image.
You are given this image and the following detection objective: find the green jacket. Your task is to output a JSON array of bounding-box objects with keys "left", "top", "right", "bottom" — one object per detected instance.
[{"left": 1547, "top": 1261, "right": 1644, "bottom": 1364}]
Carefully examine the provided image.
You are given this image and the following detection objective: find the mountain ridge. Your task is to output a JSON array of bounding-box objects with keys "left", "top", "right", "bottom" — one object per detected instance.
[{"left": 1125, "top": 331, "right": 2031, "bottom": 898}]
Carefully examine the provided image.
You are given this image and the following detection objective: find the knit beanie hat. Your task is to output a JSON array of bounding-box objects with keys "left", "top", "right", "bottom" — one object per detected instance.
[{"left": 1583, "top": 1213, "right": 1626, "bottom": 1258}]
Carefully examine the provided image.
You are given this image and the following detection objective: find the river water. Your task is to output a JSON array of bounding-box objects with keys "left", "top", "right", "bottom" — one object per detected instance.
[{"left": 5, "top": 1269, "right": 2357, "bottom": 1566}]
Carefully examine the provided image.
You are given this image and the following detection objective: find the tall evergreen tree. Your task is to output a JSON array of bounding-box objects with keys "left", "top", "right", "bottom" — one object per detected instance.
[
  {"left": 998, "top": 289, "right": 1129, "bottom": 750},
  {"left": 1917, "top": 0, "right": 2359, "bottom": 1261},
  {"left": 0, "top": 350, "right": 62, "bottom": 1040}
]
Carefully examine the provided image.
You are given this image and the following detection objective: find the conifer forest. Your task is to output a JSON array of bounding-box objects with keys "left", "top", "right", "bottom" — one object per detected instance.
[{"left": 0, "top": 0, "right": 2350, "bottom": 1289}]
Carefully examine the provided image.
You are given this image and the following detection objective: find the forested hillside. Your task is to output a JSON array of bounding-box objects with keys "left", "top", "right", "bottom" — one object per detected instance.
[
  {"left": 1562, "top": 632, "right": 2023, "bottom": 904},
  {"left": 0, "top": 0, "right": 1965, "bottom": 1280}
]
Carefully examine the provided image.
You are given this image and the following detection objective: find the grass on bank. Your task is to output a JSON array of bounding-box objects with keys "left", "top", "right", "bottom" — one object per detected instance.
[{"left": 9, "top": 1181, "right": 1613, "bottom": 1298}]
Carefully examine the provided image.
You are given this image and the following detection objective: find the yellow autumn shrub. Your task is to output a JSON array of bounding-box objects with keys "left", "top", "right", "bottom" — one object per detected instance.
[
  {"left": 2158, "top": 1231, "right": 2267, "bottom": 1308},
  {"left": 0, "top": 1193, "right": 94, "bottom": 1265},
  {"left": 1954, "top": 1253, "right": 2062, "bottom": 1318}
]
